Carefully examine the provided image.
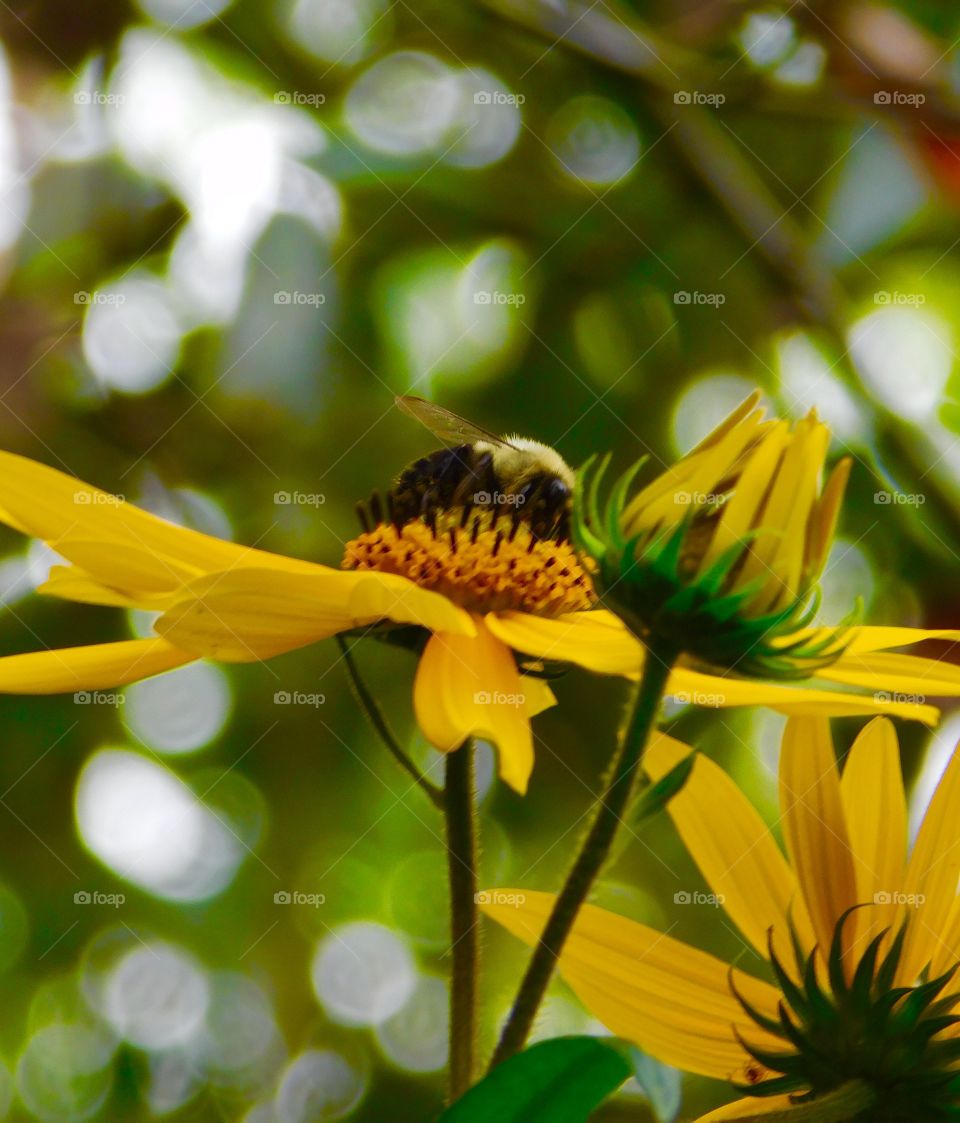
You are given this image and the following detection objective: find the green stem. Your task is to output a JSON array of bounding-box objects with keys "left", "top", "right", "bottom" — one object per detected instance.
[
  {"left": 489, "top": 644, "right": 676, "bottom": 1069},
  {"left": 445, "top": 739, "right": 479, "bottom": 1100},
  {"left": 336, "top": 637, "right": 443, "bottom": 807}
]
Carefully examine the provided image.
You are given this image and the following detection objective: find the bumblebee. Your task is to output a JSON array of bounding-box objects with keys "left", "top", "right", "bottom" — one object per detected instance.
[{"left": 390, "top": 396, "right": 574, "bottom": 540}]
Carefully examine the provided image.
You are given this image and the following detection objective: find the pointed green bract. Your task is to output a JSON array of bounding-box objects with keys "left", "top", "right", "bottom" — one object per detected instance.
[
  {"left": 733, "top": 911, "right": 960, "bottom": 1120},
  {"left": 571, "top": 458, "right": 854, "bottom": 679}
]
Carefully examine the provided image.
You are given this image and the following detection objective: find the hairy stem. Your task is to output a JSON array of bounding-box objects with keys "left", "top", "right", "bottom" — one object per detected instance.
[
  {"left": 489, "top": 645, "right": 676, "bottom": 1068},
  {"left": 445, "top": 740, "right": 479, "bottom": 1100}
]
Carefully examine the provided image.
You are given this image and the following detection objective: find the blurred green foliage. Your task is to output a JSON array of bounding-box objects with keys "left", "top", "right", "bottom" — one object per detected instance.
[{"left": 0, "top": 0, "right": 959, "bottom": 1120}]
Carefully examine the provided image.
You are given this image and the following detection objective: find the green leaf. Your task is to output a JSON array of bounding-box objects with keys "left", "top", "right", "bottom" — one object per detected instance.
[
  {"left": 438, "top": 1036, "right": 631, "bottom": 1123},
  {"left": 629, "top": 1048, "right": 682, "bottom": 1122},
  {"left": 632, "top": 752, "right": 696, "bottom": 824}
]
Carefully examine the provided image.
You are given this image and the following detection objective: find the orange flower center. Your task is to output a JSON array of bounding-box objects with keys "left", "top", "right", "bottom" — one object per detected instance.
[{"left": 342, "top": 509, "right": 596, "bottom": 616}]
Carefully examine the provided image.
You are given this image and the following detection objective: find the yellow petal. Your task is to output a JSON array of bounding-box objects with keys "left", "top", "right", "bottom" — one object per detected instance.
[
  {"left": 698, "top": 422, "right": 789, "bottom": 574},
  {"left": 49, "top": 537, "right": 193, "bottom": 594},
  {"left": 930, "top": 894, "right": 960, "bottom": 978},
  {"left": 481, "top": 890, "right": 780, "bottom": 1079},
  {"left": 668, "top": 666, "right": 938, "bottom": 724},
  {"left": 898, "top": 740, "right": 960, "bottom": 982},
  {"left": 347, "top": 571, "right": 475, "bottom": 637},
  {"left": 484, "top": 609, "right": 642, "bottom": 675},
  {"left": 414, "top": 621, "right": 536, "bottom": 794},
  {"left": 39, "top": 566, "right": 150, "bottom": 608},
  {"left": 695, "top": 1097, "right": 802, "bottom": 1122},
  {"left": 780, "top": 717, "right": 858, "bottom": 958},
  {"left": 737, "top": 416, "right": 830, "bottom": 609},
  {"left": 0, "top": 638, "right": 194, "bottom": 693},
  {"left": 843, "top": 626, "right": 960, "bottom": 654},
  {"left": 620, "top": 394, "right": 766, "bottom": 533},
  {"left": 689, "top": 390, "right": 764, "bottom": 454},
  {"left": 772, "top": 625, "right": 960, "bottom": 657},
  {"left": 626, "top": 406, "right": 771, "bottom": 533},
  {"left": 646, "top": 733, "right": 815, "bottom": 960},
  {"left": 0, "top": 450, "right": 320, "bottom": 586},
  {"left": 694, "top": 1090, "right": 875, "bottom": 1122},
  {"left": 819, "top": 651, "right": 960, "bottom": 697},
  {"left": 839, "top": 718, "right": 906, "bottom": 953},
  {"left": 805, "top": 457, "right": 851, "bottom": 582},
  {"left": 156, "top": 567, "right": 474, "bottom": 661},
  {"left": 518, "top": 675, "right": 556, "bottom": 719}
]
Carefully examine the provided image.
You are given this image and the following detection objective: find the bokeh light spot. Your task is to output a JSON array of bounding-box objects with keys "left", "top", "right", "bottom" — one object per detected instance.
[
  {"left": 16, "top": 1024, "right": 114, "bottom": 1122},
  {"left": 375, "top": 975, "right": 448, "bottom": 1073},
  {"left": 201, "top": 971, "right": 282, "bottom": 1089},
  {"left": 817, "top": 539, "right": 875, "bottom": 622},
  {"left": 286, "top": 0, "right": 391, "bottom": 66},
  {"left": 776, "top": 331, "right": 864, "bottom": 440},
  {"left": 275, "top": 1049, "right": 368, "bottom": 1122},
  {"left": 548, "top": 96, "right": 640, "bottom": 186},
  {"left": 849, "top": 306, "right": 952, "bottom": 420},
  {"left": 671, "top": 374, "right": 760, "bottom": 452},
  {"left": 136, "top": 0, "right": 233, "bottom": 29},
  {"left": 310, "top": 922, "right": 416, "bottom": 1026},
  {"left": 75, "top": 749, "right": 244, "bottom": 902},
  {"left": 124, "top": 663, "right": 232, "bottom": 754},
  {"left": 104, "top": 941, "right": 209, "bottom": 1050},
  {"left": 81, "top": 273, "right": 182, "bottom": 395},
  {"left": 345, "top": 51, "right": 462, "bottom": 157},
  {"left": 445, "top": 69, "right": 522, "bottom": 169}
]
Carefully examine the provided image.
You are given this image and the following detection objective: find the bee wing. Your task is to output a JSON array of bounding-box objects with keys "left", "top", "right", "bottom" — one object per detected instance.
[{"left": 395, "top": 395, "right": 517, "bottom": 450}]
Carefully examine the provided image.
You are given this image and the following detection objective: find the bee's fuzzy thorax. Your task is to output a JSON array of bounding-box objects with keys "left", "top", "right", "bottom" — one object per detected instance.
[{"left": 499, "top": 437, "right": 575, "bottom": 490}]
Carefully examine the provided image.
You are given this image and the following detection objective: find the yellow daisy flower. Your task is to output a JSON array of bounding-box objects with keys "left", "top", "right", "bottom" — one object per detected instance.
[
  {"left": 483, "top": 716, "right": 960, "bottom": 1120},
  {"left": 550, "top": 390, "right": 960, "bottom": 716},
  {"left": 0, "top": 393, "right": 956, "bottom": 793},
  {"left": 0, "top": 450, "right": 611, "bottom": 793}
]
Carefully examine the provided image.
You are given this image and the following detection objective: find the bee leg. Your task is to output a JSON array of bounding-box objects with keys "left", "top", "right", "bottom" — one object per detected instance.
[
  {"left": 420, "top": 486, "right": 439, "bottom": 521},
  {"left": 456, "top": 451, "right": 495, "bottom": 513},
  {"left": 520, "top": 479, "right": 548, "bottom": 538},
  {"left": 542, "top": 478, "right": 572, "bottom": 541}
]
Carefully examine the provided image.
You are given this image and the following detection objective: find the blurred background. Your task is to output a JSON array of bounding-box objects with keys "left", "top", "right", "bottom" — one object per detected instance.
[{"left": 0, "top": 0, "right": 959, "bottom": 1119}]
